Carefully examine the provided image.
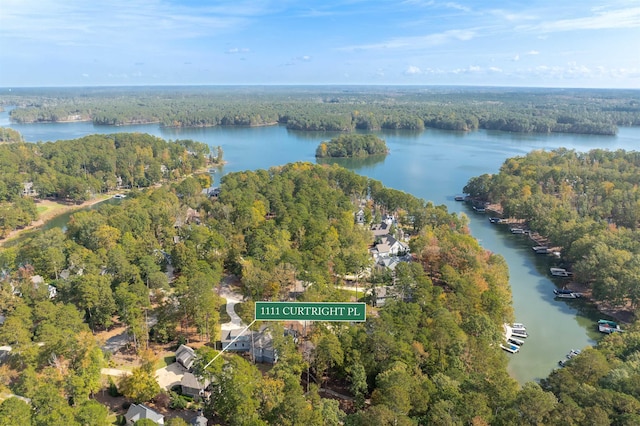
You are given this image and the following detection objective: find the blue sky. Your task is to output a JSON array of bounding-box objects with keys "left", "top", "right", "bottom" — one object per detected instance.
[{"left": 1, "top": 0, "right": 639, "bottom": 88}]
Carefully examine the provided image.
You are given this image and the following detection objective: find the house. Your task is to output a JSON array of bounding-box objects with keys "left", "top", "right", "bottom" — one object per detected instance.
[
  {"left": 175, "top": 344, "right": 196, "bottom": 370},
  {"left": 355, "top": 209, "right": 365, "bottom": 225},
  {"left": 190, "top": 412, "right": 208, "bottom": 426},
  {"left": 181, "top": 372, "right": 210, "bottom": 401},
  {"left": 371, "top": 235, "right": 409, "bottom": 259},
  {"left": 371, "top": 222, "right": 391, "bottom": 237},
  {"left": 22, "top": 182, "right": 37, "bottom": 197},
  {"left": 376, "top": 256, "right": 401, "bottom": 271},
  {"left": 0, "top": 346, "right": 11, "bottom": 365},
  {"left": 124, "top": 404, "right": 164, "bottom": 425},
  {"left": 372, "top": 286, "right": 394, "bottom": 307},
  {"left": 202, "top": 187, "right": 220, "bottom": 198},
  {"left": 251, "top": 328, "right": 277, "bottom": 364},
  {"left": 30, "top": 275, "right": 57, "bottom": 299},
  {"left": 221, "top": 330, "right": 251, "bottom": 353}
]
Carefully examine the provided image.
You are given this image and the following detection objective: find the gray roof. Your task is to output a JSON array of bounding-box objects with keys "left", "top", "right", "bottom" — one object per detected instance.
[
  {"left": 175, "top": 344, "right": 196, "bottom": 370},
  {"left": 190, "top": 415, "right": 208, "bottom": 426},
  {"left": 181, "top": 372, "right": 209, "bottom": 391},
  {"left": 124, "top": 404, "right": 164, "bottom": 425}
]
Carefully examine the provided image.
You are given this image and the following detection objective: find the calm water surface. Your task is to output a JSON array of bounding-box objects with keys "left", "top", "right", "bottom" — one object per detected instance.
[{"left": 3, "top": 108, "right": 640, "bottom": 383}]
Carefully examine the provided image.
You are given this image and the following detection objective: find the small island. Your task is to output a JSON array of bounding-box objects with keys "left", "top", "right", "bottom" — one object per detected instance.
[{"left": 315, "top": 134, "right": 389, "bottom": 158}]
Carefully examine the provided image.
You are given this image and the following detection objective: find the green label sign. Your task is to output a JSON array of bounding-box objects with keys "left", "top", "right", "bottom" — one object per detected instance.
[{"left": 255, "top": 302, "right": 366, "bottom": 322}]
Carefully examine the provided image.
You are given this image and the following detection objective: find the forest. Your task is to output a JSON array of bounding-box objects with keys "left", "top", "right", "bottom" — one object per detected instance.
[
  {"left": 315, "top": 134, "right": 388, "bottom": 158},
  {"left": 0, "top": 133, "right": 220, "bottom": 236},
  {"left": 464, "top": 149, "right": 640, "bottom": 313},
  {"left": 2, "top": 86, "right": 639, "bottom": 136},
  {"left": 1, "top": 133, "right": 640, "bottom": 424}
]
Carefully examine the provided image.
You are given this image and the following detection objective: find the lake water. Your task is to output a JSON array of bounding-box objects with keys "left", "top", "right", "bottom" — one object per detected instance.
[{"left": 3, "top": 108, "right": 640, "bottom": 383}]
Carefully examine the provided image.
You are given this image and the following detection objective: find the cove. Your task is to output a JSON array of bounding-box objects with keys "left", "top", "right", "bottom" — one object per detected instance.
[{"left": 3, "top": 108, "right": 640, "bottom": 383}]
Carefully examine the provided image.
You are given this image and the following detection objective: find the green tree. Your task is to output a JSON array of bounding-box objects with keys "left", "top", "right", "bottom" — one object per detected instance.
[
  {"left": 119, "top": 360, "right": 161, "bottom": 403},
  {"left": 313, "top": 333, "right": 344, "bottom": 387},
  {"left": 0, "top": 397, "right": 32, "bottom": 426},
  {"left": 75, "top": 400, "right": 109, "bottom": 426},
  {"left": 512, "top": 382, "right": 558, "bottom": 425},
  {"left": 209, "top": 356, "right": 265, "bottom": 426}
]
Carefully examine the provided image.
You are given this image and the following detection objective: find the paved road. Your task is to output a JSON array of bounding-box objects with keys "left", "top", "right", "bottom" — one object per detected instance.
[{"left": 219, "top": 275, "right": 246, "bottom": 331}]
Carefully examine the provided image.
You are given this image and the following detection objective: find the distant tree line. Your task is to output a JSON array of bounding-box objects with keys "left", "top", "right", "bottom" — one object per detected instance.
[
  {"left": 464, "top": 148, "right": 640, "bottom": 311},
  {"left": 316, "top": 134, "right": 388, "bottom": 158},
  {"left": 2, "top": 86, "right": 639, "bottom": 136}
]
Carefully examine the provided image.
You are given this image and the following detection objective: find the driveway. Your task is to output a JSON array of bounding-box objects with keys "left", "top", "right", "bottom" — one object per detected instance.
[
  {"left": 156, "top": 362, "right": 187, "bottom": 390},
  {"left": 219, "top": 275, "right": 246, "bottom": 331}
]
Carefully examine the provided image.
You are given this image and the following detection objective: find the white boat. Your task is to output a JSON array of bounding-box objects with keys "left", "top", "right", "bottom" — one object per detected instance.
[
  {"left": 532, "top": 246, "right": 550, "bottom": 254},
  {"left": 598, "top": 319, "right": 622, "bottom": 334},
  {"left": 500, "top": 343, "right": 519, "bottom": 354},
  {"left": 511, "top": 329, "right": 528, "bottom": 338},
  {"left": 507, "top": 337, "right": 524, "bottom": 346},
  {"left": 511, "top": 323, "right": 526, "bottom": 330},
  {"left": 554, "top": 289, "right": 582, "bottom": 299},
  {"left": 510, "top": 227, "right": 525, "bottom": 234},
  {"left": 550, "top": 267, "right": 572, "bottom": 277},
  {"left": 567, "top": 349, "right": 581, "bottom": 358}
]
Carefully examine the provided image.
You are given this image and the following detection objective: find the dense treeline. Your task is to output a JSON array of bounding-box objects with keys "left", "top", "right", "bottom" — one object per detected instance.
[
  {"left": 3, "top": 86, "right": 639, "bottom": 136},
  {"left": 2, "top": 154, "right": 640, "bottom": 423},
  {"left": 540, "top": 325, "right": 640, "bottom": 425},
  {"left": 0, "top": 159, "right": 522, "bottom": 425},
  {"left": 316, "top": 134, "right": 388, "bottom": 158},
  {"left": 464, "top": 148, "right": 640, "bottom": 311},
  {"left": 0, "top": 133, "right": 212, "bottom": 236}
]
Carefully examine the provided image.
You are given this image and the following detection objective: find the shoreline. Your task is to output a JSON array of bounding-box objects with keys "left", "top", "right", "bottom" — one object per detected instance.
[
  {"left": 0, "top": 196, "right": 109, "bottom": 246},
  {"left": 0, "top": 163, "right": 222, "bottom": 247},
  {"left": 484, "top": 202, "right": 635, "bottom": 325}
]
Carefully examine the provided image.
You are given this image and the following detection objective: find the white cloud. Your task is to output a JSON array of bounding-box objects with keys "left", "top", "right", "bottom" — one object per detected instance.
[
  {"left": 488, "top": 67, "right": 502, "bottom": 72},
  {"left": 527, "top": 50, "right": 540, "bottom": 55},
  {"left": 340, "top": 29, "right": 475, "bottom": 52},
  {"left": 444, "top": 2, "right": 471, "bottom": 13},
  {"left": 512, "top": 54, "right": 520, "bottom": 62},
  {"left": 226, "top": 48, "right": 251, "bottom": 54},
  {"left": 529, "top": 6, "right": 640, "bottom": 33},
  {"left": 404, "top": 65, "right": 422, "bottom": 75},
  {"left": 0, "top": 0, "right": 263, "bottom": 48}
]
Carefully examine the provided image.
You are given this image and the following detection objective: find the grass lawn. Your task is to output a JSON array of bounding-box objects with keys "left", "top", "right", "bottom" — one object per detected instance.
[{"left": 157, "top": 355, "right": 177, "bottom": 370}]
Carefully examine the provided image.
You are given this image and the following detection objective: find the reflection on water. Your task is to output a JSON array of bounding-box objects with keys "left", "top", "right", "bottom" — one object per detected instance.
[{"left": 316, "top": 154, "right": 387, "bottom": 169}]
